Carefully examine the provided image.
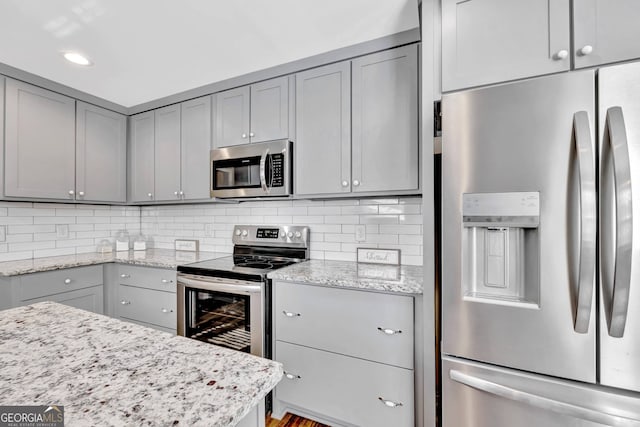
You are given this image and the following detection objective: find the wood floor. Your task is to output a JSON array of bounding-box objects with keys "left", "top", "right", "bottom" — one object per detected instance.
[{"left": 266, "top": 413, "right": 329, "bottom": 427}]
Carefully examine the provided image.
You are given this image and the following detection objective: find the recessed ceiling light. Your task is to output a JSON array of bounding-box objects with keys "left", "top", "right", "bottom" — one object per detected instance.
[{"left": 63, "top": 52, "right": 92, "bottom": 66}]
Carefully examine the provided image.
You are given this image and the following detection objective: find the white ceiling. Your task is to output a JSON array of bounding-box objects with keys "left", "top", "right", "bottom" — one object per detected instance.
[{"left": 0, "top": 0, "right": 419, "bottom": 108}]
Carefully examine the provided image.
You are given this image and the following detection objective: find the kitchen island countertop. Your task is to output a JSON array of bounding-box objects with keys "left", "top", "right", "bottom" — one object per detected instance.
[
  {"left": 0, "top": 302, "right": 282, "bottom": 426},
  {"left": 268, "top": 259, "right": 423, "bottom": 295},
  {"left": 0, "top": 249, "right": 230, "bottom": 276}
]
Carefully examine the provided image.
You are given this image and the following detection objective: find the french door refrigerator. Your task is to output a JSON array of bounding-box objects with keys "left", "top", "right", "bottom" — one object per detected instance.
[{"left": 441, "top": 63, "right": 640, "bottom": 426}]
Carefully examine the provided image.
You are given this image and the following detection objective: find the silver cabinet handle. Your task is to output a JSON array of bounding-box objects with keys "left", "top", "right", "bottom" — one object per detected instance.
[
  {"left": 378, "top": 327, "right": 402, "bottom": 335},
  {"left": 572, "top": 111, "right": 596, "bottom": 334},
  {"left": 341, "top": 180, "right": 349, "bottom": 187},
  {"left": 179, "top": 190, "right": 184, "bottom": 197},
  {"left": 579, "top": 45, "right": 593, "bottom": 56},
  {"left": 161, "top": 279, "right": 173, "bottom": 284},
  {"left": 259, "top": 148, "right": 270, "bottom": 194},
  {"left": 64, "top": 278, "right": 71, "bottom": 284},
  {"left": 78, "top": 191, "right": 85, "bottom": 197},
  {"left": 554, "top": 50, "right": 569, "bottom": 60},
  {"left": 120, "top": 300, "right": 131, "bottom": 305},
  {"left": 174, "top": 191, "right": 179, "bottom": 197},
  {"left": 603, "top": 107, "right": 633, "bottom": 338},
  {"left": 241, "top": 133, "right": 247, "bottom": 138},
  {"left": 161, "top": 308, "right": 173, "bottom": 313},
  {"left": 450, "top": 369, "right": 639, "bottom": 425},
  {"left": 249, "top": 132, "right": 255, "bottom": 137},
  {"left": 68, "top": 190, "right": 75, "bottom": 197},
  {"left": 120, "top": 273, "right": 130, "bottom": 278},
  {"left": 353, "top": 179, "right": 360, "bottom": 186},
  {"left": 282, "top": 310, "right": 301, "bottom": 317},
  {"left": 147, "top": 192, "right": 153, "bottom": 199},
  {"left": 283, "top": 371, "right": 301, "bottom": 380},
  {"left": 378, "top": 397, "right": 403, "bottom": 408}
]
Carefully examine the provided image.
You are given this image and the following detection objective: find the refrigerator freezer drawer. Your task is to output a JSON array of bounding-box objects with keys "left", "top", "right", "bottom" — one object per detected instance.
[{"left": 442, "top": 356, "right": 640, "bottom": 427}]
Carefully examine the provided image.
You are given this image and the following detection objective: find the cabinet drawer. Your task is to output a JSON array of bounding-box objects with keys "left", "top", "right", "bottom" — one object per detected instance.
[
  {"left": 116, "top": 285, "right": 176, "bottom": 330},
  {"left": 24, "top": 285, "right": 104, "bottom": 315},
  {"left": 274, "top": 282, "right": 414, "bottom": 368},
  {"left": 20, "top": 265, "right": 103, "bottom": 301},
  {"left": 117, "top": 265, "right": 176, "bottom": 291},
  {"left": 275, "top": 341, "right": 414, "bottom": 427}
]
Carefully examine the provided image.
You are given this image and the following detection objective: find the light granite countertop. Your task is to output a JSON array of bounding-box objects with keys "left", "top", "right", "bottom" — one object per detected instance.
[
  {"left": 268, "top": 259, "right": 423, "bottom": 295},
  {"left": 0, "top": 302, "right": 283, "bottom": 426},
  {"left": 0, "top": 249, "right": 230, "bottom": 276}
]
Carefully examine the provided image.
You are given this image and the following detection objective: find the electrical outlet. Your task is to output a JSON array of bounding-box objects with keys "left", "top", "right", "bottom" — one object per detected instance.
[
  {"left": 205, "top": 223, "right": 215, "bottom": 238},
  {"left": 355, "top": 225, "right": 366, "bottom": 242},
  {"left": 56, "top": 224, "right": 69, "bottom": 239},
  {"left": 0, "top": 226, "right": 5, "bottom": 242}
]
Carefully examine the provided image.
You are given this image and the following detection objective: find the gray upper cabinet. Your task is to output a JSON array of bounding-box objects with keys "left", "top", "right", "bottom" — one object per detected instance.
[
  {"left": 215, "top": 86, "right": 250, "bottom": 147},
  {"left": 181, "top": 96, "right": 212, "bottom": 200},
  {"left": 4, "top": 78, "right": 76, "bottom": 200},
  {"left": 76, "top": 102, "right": 127, "bottom": 203},
  {"left": 153, "top": 104, "right": 181, "bottom": 202},
  {"left": 214, "top": 76, "right": 289, "bottom": 147},
  {"left": 250, "top": 76, "right": 289, "bottom": 143},
  {"left": 352, "top": 45, "right": 419, "bottom": 193},
  {"left": 573, "top": 0, "right": 640, "bottom": 68},
  {"left": 129, "top": 111, "right": 155, "bottom": 202},
  {"left": 441, "top": 0, "right": 570, "bottom": 92},
  {"left": 295, "top": 62, "right": 351, "bottom": 196}
]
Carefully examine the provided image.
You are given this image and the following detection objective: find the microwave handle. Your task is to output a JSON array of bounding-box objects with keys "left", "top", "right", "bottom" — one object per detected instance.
[{"left": 260, "top": 148, "right": 271, "bottom": 194}]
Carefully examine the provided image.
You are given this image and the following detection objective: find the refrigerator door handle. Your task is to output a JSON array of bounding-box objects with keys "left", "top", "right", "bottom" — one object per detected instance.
[
  {"left": 573, "top": 111, "right": 596, "bottom": 333},
  {"left": 449, "top": 369, "right": 640, "bottom": 426},
  {"left": 605, "top": 106, "right": 633, "bottom": 338}
]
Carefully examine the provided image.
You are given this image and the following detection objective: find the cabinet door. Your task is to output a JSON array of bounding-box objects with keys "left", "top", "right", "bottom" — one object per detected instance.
[
  {"left": 250, "top": 76, "right": 288, "bottom": 143},
  {"left": 573, "top": 0, "right": 640, "bottom": 68},
  {"left": 4, "top": 78, "right": 76, "bottom": 200},
  {"left": 181, "top": 96, "right": 212, "bottom": 200},
  {"left": 295, "top": 63, "right": 351, "bottom": 196},
  {"left": 129, "top": 112, "right": 155, "bottom": 202},
  {"left": 25, "top": 286, "right": 104, "bottom": 314},
  {"left": 154, "top": 105, "right": 181, "bottom": 201},
  {"left": 215, "top": 86, "right": 250, "bottom": 147},
  {"left": 352, "top": 45, "right": 419, "bottom": 193},
  {"left": 76, "top": 102, "right": 127, "bottom": 203},
  {"left": 441, "top": 0, "right": 570, "bottom": 91}
]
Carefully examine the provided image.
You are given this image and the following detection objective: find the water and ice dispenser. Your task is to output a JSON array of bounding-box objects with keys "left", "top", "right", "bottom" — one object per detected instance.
[{"left": 462, "top": 192, "right": 540, "bottom": 307}]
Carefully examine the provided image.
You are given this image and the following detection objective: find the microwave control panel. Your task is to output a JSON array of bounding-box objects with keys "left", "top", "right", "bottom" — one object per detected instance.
[{"left": 270, "top": 153, "right": 284, "bottom": 187}]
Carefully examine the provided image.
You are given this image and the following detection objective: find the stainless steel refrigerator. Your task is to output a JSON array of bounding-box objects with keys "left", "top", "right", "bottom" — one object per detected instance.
[{"left": 441, "top": 63, "right": 640, "bottom": 426}]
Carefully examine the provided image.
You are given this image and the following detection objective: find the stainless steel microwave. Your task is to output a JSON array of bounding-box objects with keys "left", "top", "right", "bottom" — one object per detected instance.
[{"left": 210, "top": 139, "right": 292, "bottom": 198}]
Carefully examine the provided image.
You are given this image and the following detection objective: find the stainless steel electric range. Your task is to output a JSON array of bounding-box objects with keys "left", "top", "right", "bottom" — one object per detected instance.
[{"left": 176, "top": 225, "right": 310, "bottom": 358}]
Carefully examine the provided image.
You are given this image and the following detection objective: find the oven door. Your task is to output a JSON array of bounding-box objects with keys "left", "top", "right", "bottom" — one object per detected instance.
[
  {"left": 210, "top": 139, "right": 291, "bottom": 198},
  {"left": 177, "top": 274, "right": 265, "bottom": 357}
]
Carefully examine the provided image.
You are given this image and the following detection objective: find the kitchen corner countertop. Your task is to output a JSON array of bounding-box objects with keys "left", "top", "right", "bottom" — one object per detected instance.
[
  {"left": 0, "top": 302, "right": 283, "bottom": 426},
  {"left": 268, "top": 259, "right": 423, "bottom": 295},
  {"left": 0, "top": 249, "right": 229, "bottom": 276}
]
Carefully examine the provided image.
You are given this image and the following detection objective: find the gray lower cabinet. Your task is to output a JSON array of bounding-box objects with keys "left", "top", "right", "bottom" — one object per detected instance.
[
  {"left": 16, "top": 265, "right": 104, "bottom": 314},
  {"left": 352, "top": 45, "right": 419, "bottom": 193},
  {"left": 295, "top": 62, "right": 351, "bottom": 196},
  {"left": 272, "top": 281, "right": 415, "bottom": 427},
  {"left": 4, "top": 78, "right": 76, "bottom": 200},
  {"left": 573, "top": 0, "right": 640, "bottom": 68},
  {"left": 214, "top": 76, "right": 289, "bottom": 147},
  {"left": 76, "top": 102, "right": 127, "bottom": 203},
  {"left": 441, "top": 0, "right": 571, "bottom": 91},
  {"left": 129, "top": 96, "right": 212, "bottom": 203},
  {"left": 114, "top": 265, "right": 177, "bottom": 333}
]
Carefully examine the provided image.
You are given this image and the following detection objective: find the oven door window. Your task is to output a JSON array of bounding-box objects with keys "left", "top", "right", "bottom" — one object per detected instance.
[
  {"left": 185, "top": 288, "right": 251, "bottom": 353},
  {"left": 212, "top": 156, "right": 261, "bottom": 190}
]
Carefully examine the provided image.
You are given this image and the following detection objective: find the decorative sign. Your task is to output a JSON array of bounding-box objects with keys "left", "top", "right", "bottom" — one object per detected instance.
[
  {"left": 357, "top": 248, "right": 401, "bottom": 266},
  {"left": 175, "top": 239, "right": 199, "bottom": 252}
]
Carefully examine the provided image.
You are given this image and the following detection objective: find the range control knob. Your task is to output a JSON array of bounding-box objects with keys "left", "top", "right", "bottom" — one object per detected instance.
[
  {"left": 280, "top": 231, "right": 286, "bottom": 238},
  {"left": 235, "top": 229, "right": 241, "bottom": 236},
  {"left": 294, "top": 231, "right": 302, "bottom": 238},
  {"left": 287, "top": 231, "right": 294, "bottom": 238},
  {"left": 241, "top": 229, "right": 248, "bottom": 237}
]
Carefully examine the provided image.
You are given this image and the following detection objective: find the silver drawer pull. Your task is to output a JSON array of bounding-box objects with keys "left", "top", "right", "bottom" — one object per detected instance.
[
  {"left": 284, "top": 371, "right": 301, "bottom": 380},
  {"left": 161, "top": 279, "right": 173, "bottom": 284},
  {"left": 378, "top": 397, "right": 403, "bottom": 408},
  {"left": 161, "top": 308, "right": 173, "bottom": 313},
  {"left": 63, "top": 278, "right": 72, "bottom": 284},
  {"left": 282, "top": 310, "right": 301, "bottom": 317},
  {"left": 120, "top": 273, "right": 130, "bottom": 278},
  {"left": 378, "top": 327, "right": 402, "bottom": 335},
  {"left": 120, "top": 300, "right": 131, "bottom": 305}
]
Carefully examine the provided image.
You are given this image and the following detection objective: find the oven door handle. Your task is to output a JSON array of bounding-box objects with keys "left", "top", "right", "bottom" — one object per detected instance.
[
  {"left": 260, "top": 148, "right": 270, "bottom": 194},
  {"left": 178, "top": 276, "right": 262, "bottom": 294}
]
